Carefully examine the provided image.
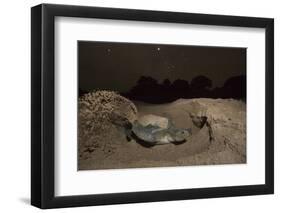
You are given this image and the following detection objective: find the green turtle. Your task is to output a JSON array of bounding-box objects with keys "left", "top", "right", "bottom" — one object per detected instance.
[{"left": 129, "top": 114, "right": 192, "bottom": 145}]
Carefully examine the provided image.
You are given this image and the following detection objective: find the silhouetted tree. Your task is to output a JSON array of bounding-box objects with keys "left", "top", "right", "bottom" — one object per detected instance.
[
  {"left": 126, "top": 76, "right": 160, "bottom": 102},
  {"left": 130, "top": 76, "right": 158, "bottom": 97},
  {"left": 171, "top": 79, "right": 190, "bottom": 98},
  {"left": 162, "top": 79, "right": 171, "bottom": 88},
  {"left": 160, "top": 79, "right": 174, "bottom": 101},
  {"left": 122, "top": 74, "right": 245, "bottom": 103},
  {"left": 190, "top": 75, "right": 212, "bottom": 90},
  {"left": 137, "top": 76, "right": 158, "bottom": 86},
  {"left": 172, "top": 79, "right": 190, "bottom": 90},
  {"left": 190, "top": 76, "right": 212, "bottom": 98},
  {"left": 221, "top": 75, "right": 246, "bottom": 100}
]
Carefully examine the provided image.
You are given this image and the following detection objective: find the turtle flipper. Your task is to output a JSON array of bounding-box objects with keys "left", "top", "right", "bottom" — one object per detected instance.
[
  {"left": 124, "top": 128, "right": 133, "bottom": 142},
  {"left": 126, "top": 135, "right": 132, "bottom": 142}
]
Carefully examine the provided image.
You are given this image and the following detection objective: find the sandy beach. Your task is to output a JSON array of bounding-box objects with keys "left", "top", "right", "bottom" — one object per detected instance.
[{"left": 78, "top": 92, "right": 246, "bottom": 170}]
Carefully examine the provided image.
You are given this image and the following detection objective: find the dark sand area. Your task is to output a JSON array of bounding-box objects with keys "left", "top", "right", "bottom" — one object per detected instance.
[{"left": 78, "top": 91, "right": 246, "bottom": 170}]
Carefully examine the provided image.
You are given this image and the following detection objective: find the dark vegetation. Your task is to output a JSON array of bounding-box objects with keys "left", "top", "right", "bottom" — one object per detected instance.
[
  {"left": 122, "top": 75, "right": 246, "bottom": 103},
  {"left": 79, "top": 75, "right": 246, "bottom": 104}
]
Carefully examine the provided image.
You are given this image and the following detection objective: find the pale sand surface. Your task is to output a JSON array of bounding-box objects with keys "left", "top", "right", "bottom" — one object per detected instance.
[{"left": 78, "top": 97, "right": 246, "bottom": 170}]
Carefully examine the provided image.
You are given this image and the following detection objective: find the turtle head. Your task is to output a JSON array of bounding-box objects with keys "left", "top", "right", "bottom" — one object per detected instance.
[{"left": 173, "top": 128, "right": 192, "bottom": 141}]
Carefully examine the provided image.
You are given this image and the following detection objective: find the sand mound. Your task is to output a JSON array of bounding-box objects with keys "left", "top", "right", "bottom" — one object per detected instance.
[
  {"left": 179, "top": 98, "right": 246, "bottom": 158},
  {"left": 78, "top": 91, "right": 138, "bottom": 159}
]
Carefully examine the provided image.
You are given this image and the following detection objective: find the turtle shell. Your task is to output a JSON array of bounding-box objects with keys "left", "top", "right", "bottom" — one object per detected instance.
[
  {"left": 131, "top": 114, "right": 171, "bottom": 143},
  {"left": 137, "top": 114, "right": 170, "bottom": 129}
]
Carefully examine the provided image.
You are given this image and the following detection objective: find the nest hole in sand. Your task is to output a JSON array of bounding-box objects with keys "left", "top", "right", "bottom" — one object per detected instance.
[{"left": 79, "top": 91, "right": 215, "bottom": 161}]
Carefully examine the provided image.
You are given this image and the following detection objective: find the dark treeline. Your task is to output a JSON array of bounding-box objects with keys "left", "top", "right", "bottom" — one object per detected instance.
[
  {"left": 121, "top": 75, "right": 246, "bottom": 104},
  {"left": 79, "top": 75, "right": 246, "bottom": 104}
]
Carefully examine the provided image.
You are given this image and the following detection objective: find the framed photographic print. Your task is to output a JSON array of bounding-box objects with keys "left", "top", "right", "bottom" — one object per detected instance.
[{"left": 31, "top": 3, "right": 274, "bottom": 209}]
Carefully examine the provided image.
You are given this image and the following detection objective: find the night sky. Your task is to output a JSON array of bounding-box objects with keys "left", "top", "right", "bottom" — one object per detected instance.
[{"left": 78, "top": 41, "right": 246, "bottom": 93}]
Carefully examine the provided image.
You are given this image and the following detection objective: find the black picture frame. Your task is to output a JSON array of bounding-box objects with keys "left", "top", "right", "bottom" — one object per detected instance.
[{"left": 31, "top": 3, "right": 274, "bottom": 209}]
